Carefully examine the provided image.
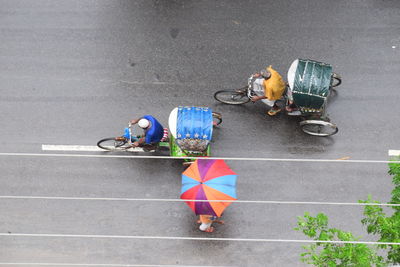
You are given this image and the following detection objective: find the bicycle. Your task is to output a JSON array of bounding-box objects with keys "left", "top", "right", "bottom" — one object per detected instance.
[
  {"left": 213, "top": 59, "right": 342, "bottom": 136},
  {"left": 97, "top": 112, "right": 222, "bottom": 152}
]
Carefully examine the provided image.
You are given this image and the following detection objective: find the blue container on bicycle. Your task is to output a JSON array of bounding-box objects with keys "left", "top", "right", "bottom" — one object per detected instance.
[{"left": 168, "top": 106, "right": 213, "bottom": 157}]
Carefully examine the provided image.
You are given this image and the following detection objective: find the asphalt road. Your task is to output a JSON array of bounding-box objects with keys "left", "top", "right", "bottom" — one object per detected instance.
[{"left": 0, "top": 0, "right": 399, "bottom": 266}]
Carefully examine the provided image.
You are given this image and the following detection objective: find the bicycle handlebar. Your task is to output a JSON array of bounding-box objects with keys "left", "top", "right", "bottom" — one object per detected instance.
[{"left": 126, "top": 123, "right": 142, "bottom": 143}]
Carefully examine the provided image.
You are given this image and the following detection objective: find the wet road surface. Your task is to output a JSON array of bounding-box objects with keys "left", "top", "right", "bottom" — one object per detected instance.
[{"left": 1, "top": 0, "right": 399, "bottom": 266}]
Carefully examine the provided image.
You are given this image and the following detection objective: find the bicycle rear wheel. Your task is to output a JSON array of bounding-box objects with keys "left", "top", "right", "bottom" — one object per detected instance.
[
  {"left": 97, "top": 138, "right": 131, "bottom": 151},
  {"left": 212, "top": 112, "right": 222, "bottom": 125},
  {"left": 299, "top": 120, "right": 338, "bottom": 137},
  {"left": 331, "top": 72, "right": 342, "bottom": 88},
  {"left": 214, "top": 87, "right": 250, "bottom": 105}
]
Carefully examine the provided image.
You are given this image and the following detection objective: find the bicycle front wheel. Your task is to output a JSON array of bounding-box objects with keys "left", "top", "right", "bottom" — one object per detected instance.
[
  {"left": 214, "top": 87, "right": 250, "bottom": 105},
  {"left": 299, "top": 120, "right": 338, "bottom": 137},
  {"left": 97, "top": 138, "right": 131, "bottom": 151}
]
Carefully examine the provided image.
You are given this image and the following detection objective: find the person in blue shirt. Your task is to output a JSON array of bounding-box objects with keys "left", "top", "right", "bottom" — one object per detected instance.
[{"left": 129, "top": 115, "right": 165, "bottom": 148}]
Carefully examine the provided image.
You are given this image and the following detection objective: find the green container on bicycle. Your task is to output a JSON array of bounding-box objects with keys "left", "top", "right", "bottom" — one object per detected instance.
[
  {"left": 287, "top": 59, "right": 333, "bottom": 114},
  {"left": 168, "top": 106, "right": 213, "bottom": 159}
]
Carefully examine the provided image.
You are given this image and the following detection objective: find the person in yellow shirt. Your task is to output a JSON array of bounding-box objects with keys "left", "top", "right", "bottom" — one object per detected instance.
[{"left": 250, "top": 65, "right": 286, "bottom": 116}]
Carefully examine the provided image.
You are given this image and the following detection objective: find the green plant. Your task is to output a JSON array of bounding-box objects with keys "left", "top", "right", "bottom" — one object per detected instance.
[
  {"left": 296, "top": 160, "right": 400, "bottom": 266},
  {"left": 389, "top": 161, "right": 400, "bottom": 210},
  {"left": 359, "top": 160, "right": 400, "bottom": 264},
  {"left": 295, "top": 212, "right": 383, "bottom": 267}
]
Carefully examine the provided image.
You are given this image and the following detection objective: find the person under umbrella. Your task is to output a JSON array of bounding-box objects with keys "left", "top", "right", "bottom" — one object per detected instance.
[{"left": 181, "top": 159, "right": 237, "bottom": 232}]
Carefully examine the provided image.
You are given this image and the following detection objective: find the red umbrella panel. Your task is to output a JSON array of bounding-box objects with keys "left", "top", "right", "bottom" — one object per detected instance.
[{"left": 180, "top": 159, "right": 237, "bottom": 217}]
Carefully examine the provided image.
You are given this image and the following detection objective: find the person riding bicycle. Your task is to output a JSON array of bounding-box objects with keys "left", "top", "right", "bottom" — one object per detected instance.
[
  {"left": 250, "top": 65, "right": 286, "bottom": 116},
  {"left": 128, "top": 115, "right": 165, "bottom": 148}
]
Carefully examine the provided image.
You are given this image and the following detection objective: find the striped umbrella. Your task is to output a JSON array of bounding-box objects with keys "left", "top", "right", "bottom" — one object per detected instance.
[{"left": 180, "top": 159, "right": 237, "bottom": 217}]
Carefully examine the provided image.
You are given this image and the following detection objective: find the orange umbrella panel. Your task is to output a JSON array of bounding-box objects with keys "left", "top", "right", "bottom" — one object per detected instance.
[{"left": 181, "top": 159, "right": 237, "bottom": 217}]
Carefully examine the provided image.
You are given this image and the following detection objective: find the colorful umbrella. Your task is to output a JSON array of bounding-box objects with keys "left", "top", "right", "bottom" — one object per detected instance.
[{"left": 180, "top": 159, "right": 237, "bottom": 217}]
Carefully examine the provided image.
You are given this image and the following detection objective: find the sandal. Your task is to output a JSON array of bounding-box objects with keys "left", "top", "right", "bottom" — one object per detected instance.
[
  {"left": 205, "top": 227, "right": 214, "bottom": 233},
  {"left": 267, "top": 108, "right": 281, "bottom": 116}
]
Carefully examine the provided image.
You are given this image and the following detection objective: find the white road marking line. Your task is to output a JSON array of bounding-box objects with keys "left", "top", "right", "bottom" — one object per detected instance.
[
  {"left": 0, "top": 195, "right": 399, "bottom": 207},
  {"left": 42, "top": 144, "right": 147, "bottom": 152},
  {"left": 0, "top": 74, "right": 185, "bottom": 86},
  {"left": 117, "top": 80, "right": 175, "bottom": 85},
  {"left": 0, "top": 232, "right": 399, "bottom": 245},
  {"left": 43, "top": 145, "right": 104, "bottom": 151},
  {"left": 45, "top": 146, "right": 400, "bottom": 161},
  {"left": 1, "top": 152, "right": 400, "bottom": 163},
  {"left": 0, "top": 263, "right": 226, "bottom": 267}
]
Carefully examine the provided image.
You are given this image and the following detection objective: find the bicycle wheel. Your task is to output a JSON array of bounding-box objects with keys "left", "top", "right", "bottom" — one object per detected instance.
[
  {"left": 214, "top": 87, "right": 250, "bottom": 105},
  {"left": 299, "top": 120, "right": 338, "bottom": 137},
  {"left": 97, "top": 138, "right": 131, "bottom": 151},
  {"left": 331, "top": 72, "right": 342, "bottom": 87},
  {"left": 212, "top": 111, "right": 222, "bottom": 125}
]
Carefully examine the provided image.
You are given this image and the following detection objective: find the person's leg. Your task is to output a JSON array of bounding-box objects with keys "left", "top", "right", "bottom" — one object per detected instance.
[
  {"left": 286, "top": 102, "right": 298, "bottom": 112},
  {"left": 142, "top": 143, "right": 157, "bottom": 152},
  {"left": 267, "top": 101, "right": 281, "bottom": 116},
  {"left": 272, "top": 103, "right": 281, "bottom": 111},
  {"left": 199, "top": 222, "right": 213, "bottom": 232}
]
